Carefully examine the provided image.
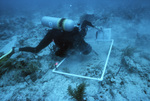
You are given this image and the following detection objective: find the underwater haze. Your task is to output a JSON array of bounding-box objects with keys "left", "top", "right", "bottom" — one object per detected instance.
[
  {"left": 0, "top": 0, "right": 150, "bottom": 101},
  {"left": 0, "top": 0, "right": 150, "bottom": 15}
]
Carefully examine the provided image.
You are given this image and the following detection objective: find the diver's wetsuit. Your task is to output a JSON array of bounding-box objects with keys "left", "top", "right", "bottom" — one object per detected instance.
[{"left": 19, "top": 20, "right": 94, "bottom": 57}]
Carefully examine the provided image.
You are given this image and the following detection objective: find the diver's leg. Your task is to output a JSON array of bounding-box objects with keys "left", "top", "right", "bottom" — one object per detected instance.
[
  {"left": 55, "top": 48, "right": 67, "bottom": 57},
  {"left": 19, "top": 31, "right": 53, "bottom": 53},
  {"left": 19, "top": 47, "right": 37, "bottom": 53}
]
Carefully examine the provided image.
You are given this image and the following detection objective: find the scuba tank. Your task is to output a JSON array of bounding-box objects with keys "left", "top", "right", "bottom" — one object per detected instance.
[{"left": 41, "top": 16, "right": 75, "bottom": 32}]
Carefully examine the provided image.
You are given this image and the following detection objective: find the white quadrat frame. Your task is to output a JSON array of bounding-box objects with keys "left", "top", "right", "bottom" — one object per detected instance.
[{"left": 52, "top": 39, "right": 114, "bottom": 81}]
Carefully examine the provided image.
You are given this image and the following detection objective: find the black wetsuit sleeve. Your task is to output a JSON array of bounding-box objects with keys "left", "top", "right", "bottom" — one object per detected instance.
[
  {"left": 81, "top": 20, "right": 94, "bottom": 29},
  {"left": 19, "top": 30, "right": 54, "bottom": 53},
  {"left": 80, "top": 20, "right": 94, "bottom": 37}
]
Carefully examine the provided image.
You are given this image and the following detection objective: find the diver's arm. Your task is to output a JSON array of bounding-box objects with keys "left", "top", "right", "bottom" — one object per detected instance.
[
  {"left": 81, "top": 20, "right": 94, "bottom": 29},
  {"left": 80, "top": 20, "right": 95, "bottom": 37}
]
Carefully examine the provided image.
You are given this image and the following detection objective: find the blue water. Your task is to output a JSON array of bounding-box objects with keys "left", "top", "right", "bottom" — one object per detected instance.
[{"left": 0, "top": 0, "right": 150, "bottom": 16}]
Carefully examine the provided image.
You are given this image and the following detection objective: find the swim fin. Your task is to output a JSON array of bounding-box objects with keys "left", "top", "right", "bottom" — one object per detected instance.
[{"left": 0, "top": 48, "right": 14, "bottom": 62}]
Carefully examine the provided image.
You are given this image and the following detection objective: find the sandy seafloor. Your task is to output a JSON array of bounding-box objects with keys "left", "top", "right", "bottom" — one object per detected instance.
[{"left": 0, "top": 4, "right": 150, "bottom": 101}]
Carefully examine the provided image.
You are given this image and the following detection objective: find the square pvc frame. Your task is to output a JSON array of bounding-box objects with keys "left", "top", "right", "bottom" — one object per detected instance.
[
  {"left": 52, "top": 39, "right": 114, "bottom": 81},
  {"left": 52, "top": 28, "right": 114, "bottom": 81}
]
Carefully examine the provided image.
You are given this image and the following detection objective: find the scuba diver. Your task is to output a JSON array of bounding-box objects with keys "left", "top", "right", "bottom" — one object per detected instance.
[{"left": 10, "top": 16, "right": 95, "bottom": 57}]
